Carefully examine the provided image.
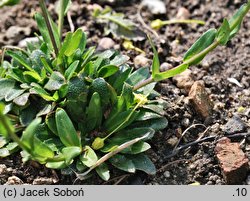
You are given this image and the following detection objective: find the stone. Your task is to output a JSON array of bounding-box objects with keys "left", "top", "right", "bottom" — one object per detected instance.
[
  {"left": 215, "top": 137, "right": 249, "bottom": 184},
  {"left": 160, "top": 62, "right": 172, "bottom": 72},
  {"left": 141, "top": 0, "right": 166, "bottom": 15},
  {"left": 223, "top": 115, "right": 248, "bottom": 135},
  {"left": 163, "top": 171, "right": 171, "bottom": 178},
  {"left": 32, "top": 177, "right": 54, "bottom": 185},
  {"left": 188, "top": 81, "right": 214, "bottom": 118},
  {"left": 18, "top": 37, "right": 40, "bottom": 48},
  {"left": 133, "top": 55, "right": 150, "bottom": 68},
  {"left": 97, "top": 37, "right": 115, "bottom": 51},
  {"left": 173, "top": 69, "right": 194, "bottom": 93},
  {"left": 0, "top": 164, "right": 7, "bottom": 175},
  {"left": 6, "top": 26, "right": 31, "bottom": 41},
  {"left": 5, "top": 176, "right": 24, "bottom": 185},
  {"left": 176, "top": 7, "right": 191, "bottom": 20}
]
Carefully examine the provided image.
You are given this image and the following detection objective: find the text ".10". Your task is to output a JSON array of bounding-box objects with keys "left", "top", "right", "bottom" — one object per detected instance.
[{"left": 235, "top": 188, "right": 247, "bottom": 197}]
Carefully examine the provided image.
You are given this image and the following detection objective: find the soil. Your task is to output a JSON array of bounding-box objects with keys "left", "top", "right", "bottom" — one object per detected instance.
[{"left": 0, "top": 0, "right": 250, "bottom": 185}]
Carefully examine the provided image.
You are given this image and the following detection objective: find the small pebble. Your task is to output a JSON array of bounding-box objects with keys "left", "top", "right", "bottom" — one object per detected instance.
[
  {"left": 133, "top": 55, "right": 150, "bottom": 68},
  {"left": 5, "top": 176, "right": 23, "bottom": 185},
  {"left": 181, "top": 118, "right": 190, "bottom": 127},
  {"left": 176, "top": 7, "right": 190, "bottom": 20},
  {"left": 0, "top": 164, "right": 7, "bottom": 175},
  {"left": 97, "top": 37, "right": 115, "bottom": 51},
  {"left": 163, "top": 171, "right": 171, "bottom": 178},
  {"left": 223, "top": 115, "right": 247, "bottom": 134}
]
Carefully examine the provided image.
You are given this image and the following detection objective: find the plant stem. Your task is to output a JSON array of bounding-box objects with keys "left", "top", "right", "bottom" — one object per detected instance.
[
  {"left": 39, "top": 0, "right": 59, "bottom": 56},
  {"left": 162, "top": 19, "right": 205, "bottom": 26},
  {"left": 0, "top": 114, "right": 29, "bottom": 152},
  {"left": 133, "top": 77, "right": 154, "bottom": 91},
  {"left": 133, "top": 0, "right": 250, "bottom": 91},
  {"left": 58, "top": 0, "right": 65, "bottom": 45}
]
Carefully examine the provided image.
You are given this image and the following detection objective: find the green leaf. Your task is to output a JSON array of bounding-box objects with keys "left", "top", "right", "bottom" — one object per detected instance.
[
  {"left": 86, "top": 92, "right": 102, "bottom": 131},
  {"left": 216, "top": 19, "right": 231, "bottom": 45},
  {"left": 44, "top": 71, "right": 65, "bottom": 91},
  {"left": 35, "top": 13, "right": 54, "bottom": 51},
  {"left": 21, "top": 118, "right": 41, "bottom": 150},
  {"left": 80, "top": 146, "right": 98, "bottom": 167},
  {"left": 46, "top": 161, "right": 67, "bottom": 169},
  {"left": 5, "top": 88, "right": 25, "bottom": 102},
  {"left": 228, "top": 3, "right": 248, "bottom": 40},
  {"left": 81, "top": 46, "right": 96, "bottom": 68},
  {"left": 136, "top": 110, "right": 162, "bottom": 121},
  {"left": 0, "top": 0, "right": 20, "bottom": 8},
  {"left": 128, "top": 154, "right": 156, "bottom": 175},
  {"left": 6, "top": 142, "right": 19, "bottom": 154},
  {"left": 153, "top": 64, "right": 189, "bottom": 81},
  {"left": 46, "top": 113, "right": 58, "bottom": 136},
  {"left": 33, "top": 137, "right": 55, "bottom": 159},
  {"left": 110, "top": 55, "right": 130, "bottom": 66},
  {"left": 120, "top": 83, "right": 134, "bottom": 109},
  {"left": 0, "top": 148, "right": 9, "bottom": 157},
  {"left": 56, "top": 108, "right": 81, "bottom": 147},
  {"left": 30, "top": 50, "right": 46, "bottom": 74},
  {"left": 0, "top": 136, "right": 8, "bottom": 148},
  {"left": 76, "top": 159, "right": 87, "bottom": 172},
  {"left": 104, "top": 109, "right": 139, "bottom": 134},
  {"left": 6, "top": 50, "right": 33, "bottom": 72},
  {"left": 126, "top": 67, "right": 150, "bottom": 86},
  {"left": 65, "top": 60, "right": 79, "bottom": 81},
  {"left": 40, "top": 57, "right": 53, "bottom": 74},
  {"left": 30, "top": 85, "right": 56, "bottom": 101},
  {"left": 142, "top": 104, "right": 166, "bottom": 116},
  {"left": 0, "top": 103, "right": 14, "bottom": 138},
  {"left": 183, "top": 28, "right": 217, "bottom": 65},
  {"left": 36, "top": 104, "right": 52, "bottom": 117},
  {"left": 95, "top": 163, "right": 110, "bottom": 181},
  {"left": 56, "top": 0, "right": 71, "bottom": 15},
  {"left": 13, "top": 93, "right": 30, "bottom": 106},
  {"left": 101, "top": 127, "right": 154, "bottom": 153},
  {"left": 64, "top": 29, "right": 83, "bottom": 57},
  {"left": 90, "top": 78, "right": 110, "bottom": 106},
  {"left": 6, "top": 68, "right": 26, "bottom": 83},
  {"left": 131, "top": 117, "right": 168, "bottom": 132},
  {"left": 109, "top": 154, "right": 135, "bottom": 173},
  {"left": 0, "top": 79, "right": 15, "bottom": 101},
  {"left": 111, "top": 65, "right": 132, "bottom": 94},
  {"left": 19, "top": 104, "right": 37, "bottom": 126},
  {"left": 98, "top": 65, "right": 119, "bottom": 78},
  {"left": 62, "top": 146, "right": 82, "bottom": 165},
  {"left": 121, "top": 141, "right": 151, "bottom": 155},
  {"left": 148, "top": 37, "right": 160, "bottom": 78},
  {"left": 56, "top": 32, "right": 73, "bottom": 65},
  {"left": 23, "top": 71, "right": 42, "bottom": 82}
]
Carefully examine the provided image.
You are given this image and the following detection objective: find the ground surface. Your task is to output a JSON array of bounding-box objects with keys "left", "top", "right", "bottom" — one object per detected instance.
[{"left": 0, "top": 0, "right": 250, "bottom": 185}]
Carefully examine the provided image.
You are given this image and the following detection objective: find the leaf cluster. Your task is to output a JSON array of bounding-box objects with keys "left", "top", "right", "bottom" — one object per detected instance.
[{"left": 0, "top": 3, "right": 168, "bottom": 180}]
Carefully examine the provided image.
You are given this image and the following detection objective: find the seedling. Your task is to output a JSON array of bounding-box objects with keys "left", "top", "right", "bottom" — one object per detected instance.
[
  {"left": 0, "top": 0, "right": 250, "bottom": 181},
  {"left": 93, "top": 6, "right": 146, "bottom": 41}
]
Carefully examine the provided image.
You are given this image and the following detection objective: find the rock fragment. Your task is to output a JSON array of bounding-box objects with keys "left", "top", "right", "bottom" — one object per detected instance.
[
  {"left": 173, "top": 69, "right": 194, "bottom": 92},
  {"left": 188, "top": 81, "right": 214, "bottom": 118},
  {"left": 5, "top": 176, "right": 23, "bottom": 185},
  {"left": 97, "top": 37, "right": 115, "bottom": 51},
  {"left": 223, "top": 116, "right": 248, "bottom": 135},
  {"left": 215, "top": 137, "right": 249, "bottom": 184},
  {"left": 133, "top": 55, "right": 150, "bottom": 68},
  {"left": 141, "top": 0, "right": 166, "bottom": 15},
  {"left": 32, "top": 177, "right": 55, "bottom": 185}
]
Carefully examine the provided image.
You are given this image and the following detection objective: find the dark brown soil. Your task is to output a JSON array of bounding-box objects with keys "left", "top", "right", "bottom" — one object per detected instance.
[{"left": 0, "top": 0, "right": 250, "bottom": 185}]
